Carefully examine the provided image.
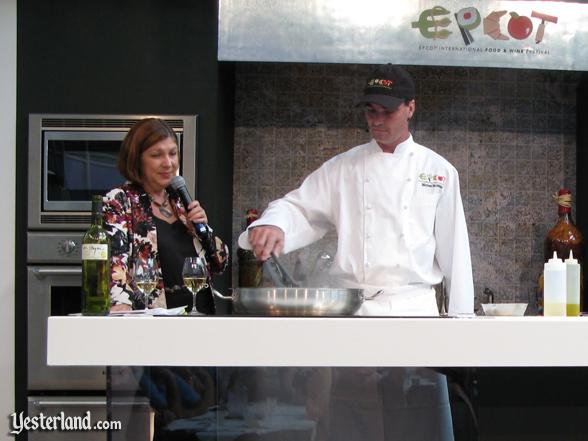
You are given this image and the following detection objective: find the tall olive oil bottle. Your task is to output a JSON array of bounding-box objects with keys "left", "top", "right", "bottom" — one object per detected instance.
[
  {"left": 538, "top": 189, "right": 583, "bottom": 315},
  {"left": 82, "top": 195, "right": 111, "bottom": 315}
]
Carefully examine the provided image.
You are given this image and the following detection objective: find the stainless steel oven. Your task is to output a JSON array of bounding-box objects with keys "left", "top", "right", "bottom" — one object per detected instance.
[
  {"left": 27, "top": 231, "right": 104, "bottom": 391},
  {"left": 28, "top": 113, "right": 197, "bottom": 230},
  {"left": 27, "top": 231, "right": 107, "bottom": 441}
]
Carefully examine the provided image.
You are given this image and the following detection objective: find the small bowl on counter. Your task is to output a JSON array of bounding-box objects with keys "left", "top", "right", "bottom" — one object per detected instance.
[{"left": 481, "top": 303, "right": 528, "bottom": 316}]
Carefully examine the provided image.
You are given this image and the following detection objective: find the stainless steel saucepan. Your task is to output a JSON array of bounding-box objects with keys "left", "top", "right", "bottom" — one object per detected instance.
[
  {"left": 213, "top": 254, "right": 379, "bottom": 316},
  {"left": 214, "top": 286, "right": 365, "bottom": 316}
]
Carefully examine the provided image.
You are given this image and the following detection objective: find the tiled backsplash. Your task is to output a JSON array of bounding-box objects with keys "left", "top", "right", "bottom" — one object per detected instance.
[{"left": 232, "top": 62, "right": 580, "bottom": 311}]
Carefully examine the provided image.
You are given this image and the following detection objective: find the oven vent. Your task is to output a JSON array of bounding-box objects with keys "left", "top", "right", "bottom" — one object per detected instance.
[
  {"left": 41, "top": 117, "right": 185, "bottom": 130},
  {"left": 41, "top": 214, "right": 92, "bottom": 224}
]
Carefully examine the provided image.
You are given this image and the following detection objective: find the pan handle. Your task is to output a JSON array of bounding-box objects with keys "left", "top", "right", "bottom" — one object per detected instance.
[
  {"left": 365, "top": 289, "right": 384, "bottom": 300},
  {"left": 212, "top": 289, "right": 233, "bottom": 300},
  {"left": 211, "top": 289, "right": 234, "bottom": 315}
]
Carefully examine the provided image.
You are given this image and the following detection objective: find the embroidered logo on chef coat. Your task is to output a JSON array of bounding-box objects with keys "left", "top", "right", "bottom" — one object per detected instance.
[{"left": 418, "top": 173, "right": 446, "bottom": 189}]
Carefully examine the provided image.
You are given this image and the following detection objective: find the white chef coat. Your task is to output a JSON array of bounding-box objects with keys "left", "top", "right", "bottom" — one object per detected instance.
[{"left": 239, "top": 135, "right": 474, "bottom": 316}]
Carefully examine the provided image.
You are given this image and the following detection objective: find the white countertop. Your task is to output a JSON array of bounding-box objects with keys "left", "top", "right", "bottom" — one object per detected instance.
[{"left": 47, "top": 315, "right": 588, "bottom": 367}]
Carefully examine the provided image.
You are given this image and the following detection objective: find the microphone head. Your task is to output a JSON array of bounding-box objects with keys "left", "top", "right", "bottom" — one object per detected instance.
[{"left": 169, "top": 175, "right": 186, "bottom": 191}]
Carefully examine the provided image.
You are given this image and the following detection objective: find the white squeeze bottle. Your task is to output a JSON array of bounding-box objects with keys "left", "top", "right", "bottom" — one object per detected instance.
[
  {"left": 565, "top": 250, "right": 581, "bottom": 317},
  {"left": 543, "top": 251, "right": 566, "bottom": 317}
]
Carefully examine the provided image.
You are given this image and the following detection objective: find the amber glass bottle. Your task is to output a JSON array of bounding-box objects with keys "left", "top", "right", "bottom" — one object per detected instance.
[
  {"left": 237, "top": 209, "right": 263, "bottom": 287},
  {"left": 542, "top": 189, "right": 584, "bottom": 312}
]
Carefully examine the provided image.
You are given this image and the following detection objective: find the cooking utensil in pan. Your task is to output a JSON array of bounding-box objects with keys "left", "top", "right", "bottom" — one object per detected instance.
[
  {"left": 212, "top": 253, "right": 382, "bottom": 316},
  {"left": 263, "top": 253, "right": 299, "bottom": 287}
]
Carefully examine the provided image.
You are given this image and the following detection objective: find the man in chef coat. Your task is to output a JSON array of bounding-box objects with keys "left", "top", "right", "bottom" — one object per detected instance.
[
  {"left": 240, "top": 64, "right": 474, "bottom": 317},
  {"left": 238, "top": 64, "right": 474, "bottom": 441}
]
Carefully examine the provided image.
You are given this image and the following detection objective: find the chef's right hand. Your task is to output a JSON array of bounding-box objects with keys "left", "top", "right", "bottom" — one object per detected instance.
[{"left": 248, "top": 225, "right": 285, "bottom": 261}]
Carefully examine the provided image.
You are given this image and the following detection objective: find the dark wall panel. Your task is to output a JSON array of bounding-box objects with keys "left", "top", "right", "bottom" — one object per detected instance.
[
  {"left": 16, "top": 0, "right": 234, "bottom": 425},
  {"left": 17, "top": 0, "right": 234, "bottom": 281}
]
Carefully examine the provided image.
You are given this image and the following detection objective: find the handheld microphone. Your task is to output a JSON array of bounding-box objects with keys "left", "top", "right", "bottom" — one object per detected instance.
[{"left": 169, "top": 176, "right": 216, "bottom": 256}]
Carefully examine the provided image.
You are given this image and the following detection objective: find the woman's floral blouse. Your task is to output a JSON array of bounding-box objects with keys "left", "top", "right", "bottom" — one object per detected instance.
[{"left": 103, "top": 182, "right": 229, "bottom": 309}]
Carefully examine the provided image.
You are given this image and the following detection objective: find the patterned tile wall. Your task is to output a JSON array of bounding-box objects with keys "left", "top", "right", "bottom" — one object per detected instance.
[{"left": 232, "top": 62, "right": 580, "bottom": 312}]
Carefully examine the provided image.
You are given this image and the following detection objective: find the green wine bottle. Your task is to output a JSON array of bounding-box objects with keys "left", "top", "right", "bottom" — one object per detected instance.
[{"left": 82, "top": 195, "right": 111, "bottom": 315}]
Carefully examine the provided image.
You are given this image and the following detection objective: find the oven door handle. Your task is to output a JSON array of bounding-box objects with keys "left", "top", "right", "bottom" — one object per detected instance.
[
  {"left": 32, "top": 399, "right": 106, "bottom": 408},
  {"left": 33, "top": 399, "right": 145, "bottom": 408},
  {"left": 32, "top": 267, "right": 82, "bottom": 277}
]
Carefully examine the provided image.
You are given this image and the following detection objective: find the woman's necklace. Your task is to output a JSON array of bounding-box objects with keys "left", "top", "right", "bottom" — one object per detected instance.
[{"left": 150, "top": 194, "right": 173, "bottom": 218}]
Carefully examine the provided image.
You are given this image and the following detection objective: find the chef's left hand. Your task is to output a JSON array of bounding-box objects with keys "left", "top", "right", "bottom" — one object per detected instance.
[{"left": 186, "top": 200, "right": 208, "bottom": 224}]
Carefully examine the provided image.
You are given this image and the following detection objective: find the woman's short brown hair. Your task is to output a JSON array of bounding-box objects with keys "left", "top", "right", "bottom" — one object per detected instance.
[{"left": 118, "top": 118, "right": 178, "bottom": 184}]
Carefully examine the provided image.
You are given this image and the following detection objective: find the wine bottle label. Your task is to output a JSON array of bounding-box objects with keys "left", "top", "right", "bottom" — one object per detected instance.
[{"left": 82, "top": 244, "right": 108, "bottom": 260}]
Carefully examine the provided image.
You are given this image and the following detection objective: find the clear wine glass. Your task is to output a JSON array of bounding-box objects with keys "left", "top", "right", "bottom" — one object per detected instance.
[
  {"left": 133, "top": 256, "right": 158, "bottom": 310},
  {"left": 182, "top": 256, "right": 209, "bottom": 316}
]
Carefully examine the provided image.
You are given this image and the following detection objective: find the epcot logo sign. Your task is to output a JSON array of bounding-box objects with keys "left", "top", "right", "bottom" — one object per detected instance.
[
  {"left": 219, "top": 0, "right": 588, "bottom": 71},
  {"left": 411, "top": 6, "right": 558, "bottom": 46}
]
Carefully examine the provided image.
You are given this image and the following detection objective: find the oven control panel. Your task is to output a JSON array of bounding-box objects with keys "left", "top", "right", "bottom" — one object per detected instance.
[{"left": 28, "top": 232, "right": 84, "bottom": 264}]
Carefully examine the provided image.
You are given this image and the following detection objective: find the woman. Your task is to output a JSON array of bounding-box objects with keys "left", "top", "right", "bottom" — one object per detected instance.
[{"left": 103, "top": 118, "right": 228, "bottom": 312}]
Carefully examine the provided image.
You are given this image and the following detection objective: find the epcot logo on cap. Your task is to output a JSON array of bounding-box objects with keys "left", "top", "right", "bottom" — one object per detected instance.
[{"left": 368, "top": 78, "right": 395, "bottom": 89}]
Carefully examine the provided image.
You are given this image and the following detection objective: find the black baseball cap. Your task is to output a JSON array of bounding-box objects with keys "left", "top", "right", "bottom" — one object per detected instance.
[{"left": 357, "top": 64, "right": 415, "bottom": 110}]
